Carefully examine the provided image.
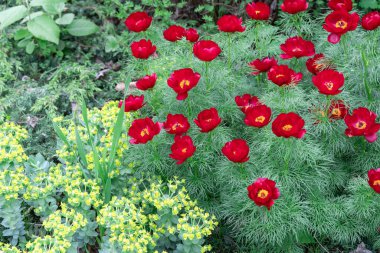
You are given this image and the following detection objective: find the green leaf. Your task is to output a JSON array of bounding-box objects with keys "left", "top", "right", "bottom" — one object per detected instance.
[
  {"left": 105, "top": 35, "right": 119, "bottom": 53},
  {"left": 26, "top": 41, "right": 35, "bottom": 54},
  {"left": 55, "top": 13, "right": 75, "bottom": 25},
  {"left": 14, "top": 29, "right": 32, "bottom": 40},
  {"left": 75, "top": 125, "right": 88, "bottom": 168},
  {"left": 49, "top": 115, "right": 71, "bottom": 148},
  {"left": 21, "top": 11, "right": 44, "bottom": 24},
  {"left": 30, "top": 0, "right": 44, "bottom": 6},
  {"left": 359, "top": 0, "right": 379, "bottom": 9},
  {"left": 41, "top": 0, "right": 66, "bottom": 14},
  {"left": 67, "top": 19, "right": 98, "bottom": 37},
  {"left": 27, "top": 15, "right": 60, "bottom": 45},
  {"left": 0, "top": 5, "right": 28, "bottom": 30},
  {"left": 17, "top": 38, "right": 31, "bottom": 47},
  {"left": 104, "top": 178, "right": 112, "bottom": 203},
  {"left": 106, "top": 95, "right": 126, "bottom": 172}
]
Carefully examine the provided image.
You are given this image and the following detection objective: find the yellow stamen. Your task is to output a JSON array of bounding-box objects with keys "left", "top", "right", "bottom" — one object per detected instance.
[
  {"left": 181, "top": 148, "right": 187, "bottom": 153},
  {"left": 282, "top": 124, "right": 293, "bottom": 131},
  {"left": 373, "top": 180, "right": 380, "bottom": 186},
  {"left": 355, "top": 121, "right": 367, "bottom": 130},
  {"left": 179, "top": 80, "right": 190, "bottom": 89},
  {"left": 276, "top": 74, "right": 285, "bottom": 78},
  {"left": 324, "top": 81, "right": 334, "bottom": 90},
  {"left": 257, "top": 189, "right": 269, "bottom": 199},
  {"left": 172, "top": 123, "right": 183, "bottom": 131},
  {"left": 140, "top": 128, "right": 150, "bottom": 137},
  {"left": 335, "top": 20, "right": 348, "bottom": 29},
  {"left": 255, "top": 116, "right": 266, "bottom": 123},
  {"left": 331, "top": 108, "right": 341, "bottom": 117}
]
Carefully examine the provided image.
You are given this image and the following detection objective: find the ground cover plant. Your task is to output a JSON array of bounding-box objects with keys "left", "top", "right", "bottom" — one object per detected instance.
[{"left": 1, "top": 0, "right": 380, "bottom": 252}]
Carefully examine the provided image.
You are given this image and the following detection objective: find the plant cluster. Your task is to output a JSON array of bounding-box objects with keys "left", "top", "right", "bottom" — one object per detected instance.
[{"left": 0, "top": 102, "right": 216, "bottom": 252}]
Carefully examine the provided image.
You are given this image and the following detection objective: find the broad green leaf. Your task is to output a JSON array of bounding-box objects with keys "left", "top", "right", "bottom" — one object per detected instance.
[
  {"left": 75, "top": 125, "right": 88, "bottom": 167},
  {"left": 0, "top": 5, "right": 28, "bottom": 30},
  {"left": 49, "top": 115, "right": 71, "bottom": 148},
  {"left": 26, "top": 41, "right": 35, "bottom": 54},
  {"left": 21, "top": 11, "right": 44, "bottom": 24},
  {"left": 17, "top": 38, "right": 31, "bottom": 47},
  {"left": 14, "top": 29, "right": 32, "bottom": 40},
  {"left": 27, "top": 15, "right": 60, "bottom": 45},
  {"left": 55, "top": 13, "right": 74, "bottom": 25},
  {"left": 30, "top": 0, "right": 44, "bottom": 6},
  {"left": 41, "top": 0, "right": 65, "bottom": 14},
  {"left": 105, "top": 36, "right": 119, "bottom": 53},
  {"left": 104, "top": 178, "right": 112, "bottom": 203},
  {"left": 67, "top": 19, "right": 98, "bottom": 37}
]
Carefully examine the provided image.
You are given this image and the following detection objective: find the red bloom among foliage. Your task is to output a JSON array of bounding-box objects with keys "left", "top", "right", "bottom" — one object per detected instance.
[
  {"left": 280, "top": 0, "right": 308, "bottom": 14},
  {"left": 118, "top": 95, "right": 145, "bottom": 112},
  {"left": 247, "top": 178, "right": 280, "bottom": 210},
  {"left": 362, "top": 11, "right": 380, "bottom": 31},
  {"left": 124, "top": 12, "right": 152, "bottom": 32},
  {"left": 193, "top": 40, "right": 222, "bottom": 62},
  {"left": 312, "top": 69, "right": 344, "bottom": 96},
  {"left": 235, "top": 94, "right": 261, "bottom": 113},
  {"left": 306, "top": 54, "right": 329, "bottom": 75},
  {"left": 272, "top": 112, "right": 306, "bottom": 138},
  {"left": 344, "top": 107, "right": 380, "bottom": 143},
  {"left": 246, "top": 2, "right": 271, "bottom": 20},
  {"left": 217, "top": 15, "right": 246, "bottom": 33},
  {"left": 328, "top": 100, "right": 348, "bottom": 120},
  {"left": 327, "top": 0, "right": 353, "bottom": 12},
  {"left": 249, "top": 57, "right": 277, "bottom": 75},
  {"left": 368, "top": 168, "right": 380, "bottom": 193},
  {"left": 194, "top": 108, "right": 222, "bottom": 133},
  {"left": 163, "top": 25, "right": 186, "bottom": 42},
  {"left": 267, "top": 65, "right": 303, "bottom": 86},
  {"left": 163, "top": 114, "right": 190, "bottom": 135},
  {"left": 167, "top": 68, "right": 201, "bottom": 100},
  {"left": 169, "top": 135, "right": 196, "bottom": 164},
  {"left": 136, "top": 73, "right": 157, "bottom": 91},
  {"left": 128, "top": 117, "right": 161, "bottom": 144},
  {"left": 130, "top": 39, "right": 157, "bottom": 59},
  {"left": 222, "top": 139, "right": 250, "bottom": 163},
  {"left": 185, "top": 28, "right": 199, "bottom": 42},
  {"left": 244, "top": 105, "right": 272, "bottom": 128},
  {"left": 323, "top": 10, "right": 360, "bottom": 44},
  {"left": 280, "top": 36, "right": 315, "bottom": 59}
]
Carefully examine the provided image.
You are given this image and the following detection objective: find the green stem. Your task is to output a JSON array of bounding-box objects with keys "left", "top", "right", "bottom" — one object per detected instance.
[
  {"left": 324, "top": 95, "right": 331, "bottom": 122},
  {"left": 360, "top": 49, "right": 373, "bottom": 102},
  {"left": 228, "top": 33, "right": 232, "bottom": 70},
  {"left": 280, "top": 87, "right": 286, "bottom": 112},
  {"left": 205, "top": 62, "right": 210, "bottom": 91}
]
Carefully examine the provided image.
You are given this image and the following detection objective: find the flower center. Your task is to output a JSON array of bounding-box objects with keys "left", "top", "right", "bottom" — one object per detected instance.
[
  {"left": 140, "top": 128, "right": 150, "bottom": 137},
  {"left": 255, "top": 10, "right": 261, "bottom": 15},
  {"left": 282, "top": 124, "right": 293, "bottom": 131},
  {"left": 331, "top": 108, "right": 341, "bottom": 117},
  {"left": 292, "top": 47, "right": 302, "bottom": 52},
  {"left": 257, "top": 189, "right": 269, "bottom": 199},
  {"left": 335, "top": 20, "right": 348, "bottom": 29},
  {"left": 255, "top": 116, "right": 266, "bottom": 123},
  {"left": 276, "top": 74, "right": 285, "bottom": 78},
  {"left": 324, "top": 81, "right": 334, "bottom": 90},
  {"left": 181, "top": 148, "right": 187, "bottom": 153},
  {"left": 179, "top": 79, "right": 190, "bottom": 89},
  {"left": 355, "top": 121, "right": 367, "bottom": 130},
  {"left": 373, "top": 180, "right": 380, "bottom": 186},
  {"left": 172, "top": 123, "right": 183, "bottom": 131}
]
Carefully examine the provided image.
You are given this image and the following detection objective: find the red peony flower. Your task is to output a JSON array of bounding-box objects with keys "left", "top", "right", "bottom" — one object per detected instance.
[
  {"left": 323, "top": 10, "right": 360, "bottom": 44},
  {"left": 130, "top": 39, "right": 157, "bottom": 59},
  {"left": 222, "top": 139, "right": 250, "bottom": 163},
  {"left": 247, "top": 178, "right": 280, "bottom": 210},
  {"left": 306, "top": 53, "right": 329, "bottom": 75},
  {"left": 328, "top": 100, "right": 348, "bottom": 120},
  {"left": 128, "top": 117, "right": 161, "bottom": 144},
  {"left": 344, "top": 107, "right": 380, "bottom": 143},
  {"left": 194, "top": 108, "right": 222, "bottom": 133},
  {"left": 163, "top": 25, "right": 186, "bottom": 42},
  {"left": 267, "top": 65, "right": 303, "bottom": 86},
  {"left": 246, "top": 2, "right": 271, "bottom": 20},
  {"left": 167, "top": 68, "right": 201, "bottom": 100},
  {"left": 185, "top": 28, "right": 199, "bottom": 42},
  {"left": 235, "top": 94, "right": 262, "bottom": 113},
  {"left": 118, "top": 95, "right": 145, "bottom": 112},
  {"left": 280, "top": 0, "right": 308, "bottom": 14},
  {"left": 272, "top": 112, "right": 306, "bottom": 138},
  {"left": 328, "top": 0, "right": 353, "bottom": 12},
  {"left": 136, "top": 73, "right": 157, "bottom": 91},
  {"left": 193, "top": 40, "right": 222, "bottom": 62},
  {"left": 244, "top": 105, "right": 272, "bottom": 128},
  {"left": 217, "top": 15, "right": 246, "bottom": 33},
  {"left": 362, "top": 11, "right": 380, "bottom": 31},
  {"left": 124, "top": 12, "right": 152, "bottom": 32},
  {"left": 248, "top": 57, "right": 277, "bottom": 75},
  {"left": 312, "top": 69, "right": 344, "bottom": 96},
  {"left": 368, "top": 168, "right": 380, "bottom": 193},
  {"left": 163, "top": 114, "right": 190, "bottom": 135},
  {"left": 280, "top": 36, "right": 315, "bottom": 59},
  {"left": 169, "top": 135, "right": 196, "bottom": 164}
]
